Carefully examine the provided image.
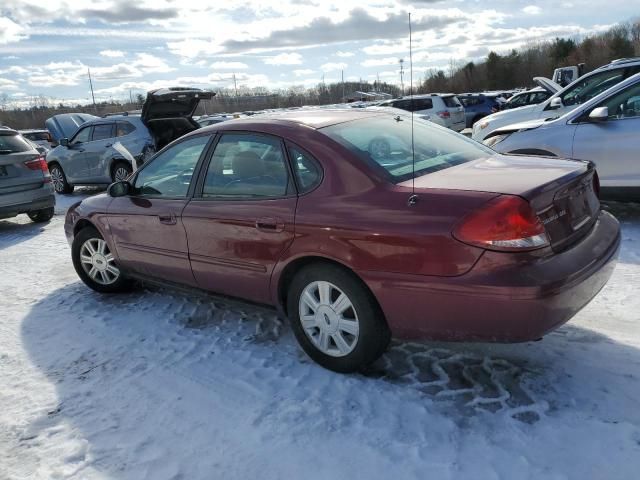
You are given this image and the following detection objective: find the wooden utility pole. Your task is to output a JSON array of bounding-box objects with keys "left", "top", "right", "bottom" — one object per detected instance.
[{"left": 87, "top": 68, "right": 97, "bottom": 113}]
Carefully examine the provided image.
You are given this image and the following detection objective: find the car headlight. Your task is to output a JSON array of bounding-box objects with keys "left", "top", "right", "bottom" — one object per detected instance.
[
  {"left": 479, "top": 121, "right": 489, "bottom": 130},
  {"left": 483, "top": 133, "right": 511, "bottom": 148}
]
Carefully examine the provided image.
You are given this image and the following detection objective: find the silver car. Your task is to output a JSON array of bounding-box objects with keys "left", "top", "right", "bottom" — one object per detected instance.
[
  {"left": 46, "top": 87, "right": 214, "bottom": 194},
  {"left": 0, "top": 129, "right": 55, "bottom": 222},
  {"left": 487, "top": 72, "right": 640, "bottom": 200}
]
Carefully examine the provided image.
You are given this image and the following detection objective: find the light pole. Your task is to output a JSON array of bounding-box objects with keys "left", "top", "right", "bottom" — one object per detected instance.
[{"left": 399, "top": 58, "right": 405, "bottom": 96}]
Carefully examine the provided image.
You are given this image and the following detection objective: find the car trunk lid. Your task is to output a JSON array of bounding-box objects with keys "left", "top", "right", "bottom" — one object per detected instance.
[
  {"left": 442, "top": 95, "right": 465, "bottom": 124},
  {"left": 0, "top": 151, "right": 46, "bottom": 195},
  {"left": 533, "top": 76, "right": 562, "bottom": 94},
  {"left": 141, "top": 87, "right": 215, "bottom": 150},
  {"left": 403, "top": 154, "right": 599, "bottom": 251}
]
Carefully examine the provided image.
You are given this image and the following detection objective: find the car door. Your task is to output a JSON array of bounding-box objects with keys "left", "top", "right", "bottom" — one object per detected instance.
[
  {"left": 63, "top": 125, "right": 93, "bottom": 180},
  {"left": 182, "top": 132, "right": 298, "bottom": 304},
  {"left": 572, "top": 81, "right": 640, "bottom": 188},
  {"left": 84, "top": 122, "right": 116, "bottom": 180},
  {"left": 107, "top": 134, "right": 213, "bottom": 285}
]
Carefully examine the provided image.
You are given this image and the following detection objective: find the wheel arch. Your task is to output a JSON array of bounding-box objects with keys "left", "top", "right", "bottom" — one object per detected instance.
[
  {"left": 73, "top": 218, "right": 96, "bottom": 237},
  {"left": 275, "top": 255, "right": 382, "bottom": 318}
]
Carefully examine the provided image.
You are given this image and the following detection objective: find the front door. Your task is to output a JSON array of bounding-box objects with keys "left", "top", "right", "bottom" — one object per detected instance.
[
  {"left": 182, "top": 132, "right": 297, "bottom": 304},
  {"left": 84, "top": 122, "right": 116, "bottom": 180},
  {"left": 107, "top": 134, "right": 212, "bottom": 285},
  {"left": 573, "top": 81, "right": 640, "bottom": 188},
  {"left": 63, "top": 125, "right": 93, "bottom": 181}
]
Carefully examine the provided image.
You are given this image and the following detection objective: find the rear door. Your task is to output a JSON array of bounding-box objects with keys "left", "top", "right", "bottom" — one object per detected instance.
[
  {"left": 107, "top": 134, "right": 212, "bottom": 284},
  {"left": 572, "top": 81, "right": 640, "bottom": 188},
  {"left": 182, "top": 132, "right": 297, "bottom": 304}
]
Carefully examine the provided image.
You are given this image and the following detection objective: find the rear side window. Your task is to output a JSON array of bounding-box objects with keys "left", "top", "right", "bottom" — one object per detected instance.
[
  {"left": 24, "top": 132, "right": 50, "bottom": 141},
  {"left": 116, "top": 121, "right": 136, "bottom": 137},
  {"left": 442, "top": 96, "right": 462, "bottom": 108},
  {"left": 287, "top": 144, "right": 322, "bottom": 193},
  {"left": 413, "top": 98, "right": 433, "bottom": 111},
  {"left": 92, "top": 124, "right": 115, "bottom": 141},
  {"left": 0, "top": 134, "right": 32, "bottom": 153}
]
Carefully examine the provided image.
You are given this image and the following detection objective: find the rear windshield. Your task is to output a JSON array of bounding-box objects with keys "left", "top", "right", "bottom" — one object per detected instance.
[
  {"left": 0, "top": 134, "right": 33, "bottom": 154},
  {"left": 24, "top": 132, "right": 50, "bottom": 141},
  {"left": 442, "top": 96, "right": 462, "bottom": 108},
  {"left": 321, "top": 115, "right": 493, "bottom": 183}
]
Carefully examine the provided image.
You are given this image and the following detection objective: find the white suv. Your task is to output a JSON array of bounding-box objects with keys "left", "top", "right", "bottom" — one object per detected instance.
[
  {"left": 378, "top": 94, "right": 466, "bottom": 131},
  {"left": 472, "top": 58, "right": 640, "bottom": 141}
]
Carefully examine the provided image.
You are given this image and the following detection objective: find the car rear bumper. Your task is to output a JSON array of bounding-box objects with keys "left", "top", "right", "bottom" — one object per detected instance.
[
  {"left": 360, "top": 210, "right": 620, "bottom": 342},
  {"left": 0, "top": 186, "right": 55, "bottom": 219}
]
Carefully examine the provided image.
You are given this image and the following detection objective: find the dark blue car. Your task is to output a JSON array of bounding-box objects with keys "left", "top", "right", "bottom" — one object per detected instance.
[{"left": 457, "top": 93, "right": 505, "bottom": 128}]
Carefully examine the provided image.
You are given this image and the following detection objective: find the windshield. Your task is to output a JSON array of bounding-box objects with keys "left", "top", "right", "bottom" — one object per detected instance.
[
  {"left": 0, "top": 134, "right": 33, "bottom": 154},
  {"left": 322, "top": 115, "right": 493, "bottom": 183},
  {"left": 561, "top": 66, "right": 640, "bottom": 107}
]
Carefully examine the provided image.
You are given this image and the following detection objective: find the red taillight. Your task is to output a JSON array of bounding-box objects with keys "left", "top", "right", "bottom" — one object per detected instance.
[
  {"left": 593, "top": 171, "right": 600, "bottom": 198},
  {"left": 24, "top": 156, "right": 51, "bottom": 182},
  {"left": 453, "top": 195, "right": 549, "bottom": 251},
  {"left": 437, "top": 110, "right": 450, "bottom": 119}
]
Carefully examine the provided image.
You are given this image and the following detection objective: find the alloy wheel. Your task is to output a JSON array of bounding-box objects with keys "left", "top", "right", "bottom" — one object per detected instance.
[
  {"left": 298, "top": 281, "right": 360, "bottom": 357},
  {"left": 113, "top": 166, "right": 130, "bottom": 182},
  {"left": 50, "top": 166, "right": 64, "bottom": 193},
  {"left": 79, "top": 238, "right": 120, "bottom": 285}
]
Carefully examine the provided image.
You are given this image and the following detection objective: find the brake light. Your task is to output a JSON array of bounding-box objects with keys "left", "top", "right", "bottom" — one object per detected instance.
[
  {"left": 24, "top": 156, "right": 51, "bottom": 182},
  {"left": 593, "top": 171, "right": 600, "bottom": 198},
  {"left": 436, "top": 110, "right": 450, "bottom": 119},
  {"left": 453, "top": 195, "right": 549, "bottom": 251}
]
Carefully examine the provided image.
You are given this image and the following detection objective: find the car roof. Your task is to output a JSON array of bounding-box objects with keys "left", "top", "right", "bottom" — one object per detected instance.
[
  {"left": 207, "top": 108, "right": 388, "bottom": 130},
  {"left": 18, "top": 129, "right": 48, "bottom": 133}
]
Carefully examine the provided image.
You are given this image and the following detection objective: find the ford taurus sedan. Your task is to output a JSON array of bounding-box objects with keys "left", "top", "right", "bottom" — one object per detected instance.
[{"left": 64, "top": 109, "right": 620, "bottom": 372}]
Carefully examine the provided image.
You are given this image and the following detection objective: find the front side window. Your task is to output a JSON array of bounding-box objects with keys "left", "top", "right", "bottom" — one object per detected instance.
[
  {"left": 599, "top": 83, "right": 640, "bottom": 120},
  {"left": 287, "top": 144, "right": 322, "bottom": 193},
  {"left": 322, "top": 115, "right": 493, "bottom": 183},
  {"left": 202, "top": 134, "right": 290, "bottom": 198},
  {"left": 72, "top": 126, "right": 92, "bottom": 144},
  {"left": 133, "top": 135, "right": 209, "bottom": 197},
  {"left": 508, "top": 94, "right": 527, "bottom": 107},
  {"left": 92, "top": 124, "right": 114, "bottom": 141},
  {"left": 560, "top": 67, "right": 640, "bottom": 107}
]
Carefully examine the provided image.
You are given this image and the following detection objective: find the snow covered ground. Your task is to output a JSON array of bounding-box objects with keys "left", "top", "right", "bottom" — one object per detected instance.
[{"left": 1, "top": 194, "right": 639, "bottom": 479}]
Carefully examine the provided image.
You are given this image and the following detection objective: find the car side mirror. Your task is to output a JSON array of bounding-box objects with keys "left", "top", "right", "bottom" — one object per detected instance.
[
  {"left": 588, "top": 106, "right": 609, "bottom": 122},
  {"left": 60, "top": 138, "right": 69, "bottom": 147},
  {"left": 107, "top": 181, "right": 131, "bottom": 197},
  {"left": 548, "top": 97, "right": 563, "bottom": 110}
]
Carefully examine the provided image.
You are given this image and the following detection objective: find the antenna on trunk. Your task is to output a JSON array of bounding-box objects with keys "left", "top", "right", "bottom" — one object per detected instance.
[{"left": 407, "top": 12, "right": 418, "bottom": 207}]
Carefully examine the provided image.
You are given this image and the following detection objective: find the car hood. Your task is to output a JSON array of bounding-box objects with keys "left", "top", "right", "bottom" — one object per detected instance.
[
  {"left": 486, "top": 118, "right": 548, "bottom": 136},
  {"left": 533, "top": 76, "right": 562, "bottom": 94},
  {"left": 401, "top": 154, "right": 588, "bottom": 199},
  {"left": 45, "top": 113, "right": 98, "bottom": 142}
]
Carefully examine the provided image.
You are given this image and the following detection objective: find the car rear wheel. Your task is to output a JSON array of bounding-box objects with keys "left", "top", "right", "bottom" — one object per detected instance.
[
  {"left": 27, "top": 207, "right": 54, "bottom": 223},
  {"left": 287, "top": 264, "right": 390, "bottom": 373},
  {"left": 49, "top": 163, "right": 74, "bottom": 194},
  {"left": 111, "top": 161, "right": 132, "bottom": 183},
  {"left": 72, "top": 226, "right": 133, "bottom": 293}
]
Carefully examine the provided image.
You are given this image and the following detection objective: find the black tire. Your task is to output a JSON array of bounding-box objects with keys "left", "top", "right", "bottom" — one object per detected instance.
[
  {"left": 287, "top": 263, "right": 390, "bottom": 373},
  {"left": 72, "top": 226, "right": 133, "bottom": 293},
  {"left": 27, "top": 207, "right": 54, "bottom": 223},
  {"left": 49, "top": 163, "right": 74, "bottom": 194},
  {"left": 111, "top": 161, "right": 132, "bottom": 183}
]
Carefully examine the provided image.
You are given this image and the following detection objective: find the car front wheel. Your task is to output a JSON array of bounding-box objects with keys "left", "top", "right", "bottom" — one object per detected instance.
[
  {"left": 49, "top": 163, "right": 74, "bottom": 194},
  {"left": 72, "top": 226, "right": 133, "bottom": 293},
  {"left": 287, "top": 264, "right": 390, "bottom": 373}
]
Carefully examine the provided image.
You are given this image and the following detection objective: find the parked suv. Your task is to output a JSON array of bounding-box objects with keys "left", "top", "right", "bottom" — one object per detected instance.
[
  {"left": 46, "top": 87, "right": 214, "bottom": 194},
  {"left": 457, "top": 93, "right": 505, "bottom": 127},
  {"left": 0, "top": 129, "right": 55, "bottom": 223},
  {"left": 487, "top": 73, "right": 640, "bottom": 200},
  {"left": 377, "top": 94, "right": 466, "bottom": 131},
  {"left": 472, "top": 58, "right": 640, "bottom": 141},
  {"left": 500, "top": 87, "right": 554, "bottom": 111}
]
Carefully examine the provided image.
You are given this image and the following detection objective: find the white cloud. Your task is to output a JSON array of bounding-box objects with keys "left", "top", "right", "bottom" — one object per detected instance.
[
  {"left": 293, "top": 69, "right": 314, "bottom": 77},
  {"left": 211, "top": 61, "right": 249, "bottom": 70},
  {"left": 263, "top": 53, "right": 303, "bottom": 65},
  {"left": 100, "top": 49, "right": 125, "bottom": 58},
  {"left": 336, "top": 51, "right": 355, "bottom": 58},
  {"left": 320, "top": 62, "right": 347, "bottom": 73},
  {"left": 0, "top": 17, "right": 27, "bottom": 45},
  {"left": 523, "top": 5, "right": 542, "bottom": 15},
  {"left": 0, "top": 77, "right": 19, "bottom": 91},
  {"left": 361, "top": 57, "right": 400, "bottom": 68}
]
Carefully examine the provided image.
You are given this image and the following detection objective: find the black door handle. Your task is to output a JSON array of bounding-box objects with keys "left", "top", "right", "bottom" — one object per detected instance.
[
  {"left": 158, "top": 214, "right": 176, "bottom": 225},
  {"left": 255, "top": 218, "right": 284, "bottom": 233}
]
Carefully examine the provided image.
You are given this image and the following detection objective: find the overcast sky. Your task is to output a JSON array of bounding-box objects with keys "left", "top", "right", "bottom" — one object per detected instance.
[{"left": 0, "top": 0, "right": 638, "bottom": 105}]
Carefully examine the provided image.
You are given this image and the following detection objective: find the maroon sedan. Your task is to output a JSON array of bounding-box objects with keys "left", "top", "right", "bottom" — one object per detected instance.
[{"left": 65, "top": 109, "right": 620, "bottom": 372}]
